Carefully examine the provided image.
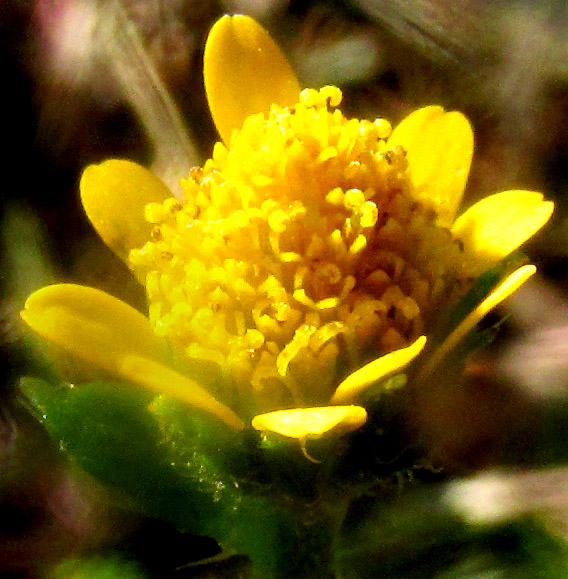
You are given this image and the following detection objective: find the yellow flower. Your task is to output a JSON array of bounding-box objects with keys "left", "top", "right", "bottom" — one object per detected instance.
[{"left": 21, "top": 16, "right": 553, "bottom": 441}]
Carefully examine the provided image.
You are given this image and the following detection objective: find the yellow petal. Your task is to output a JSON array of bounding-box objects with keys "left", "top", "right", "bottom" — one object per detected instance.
[
  {"left": 21, "top": 284, "right": 165, "bottom": 370},
  {"left": 418, "top": 265, "right": 536, "bottom": 380},
  {"left": 330, "top": 336, "right": 427, "bottom": 404},
  {"left": 387, "top": 106, "right": 473, "bottom": 226},
  {"left": 120, "top": 355, "right": 244, "bottom": 430},
  {"left": 252, "top": 405, "right": 367, "bottom": 439},
  {"left": 452, "top": 190, "right": 554, "bottom": 275},
  {"left": 204, "top": 15, "right": 301, "bottom": 145},
  {"left": 80, "top": 160, "right": 171, "bottom": 261},
  {"left": 21, "top": 284, "right": 243, "bottom": 430}
]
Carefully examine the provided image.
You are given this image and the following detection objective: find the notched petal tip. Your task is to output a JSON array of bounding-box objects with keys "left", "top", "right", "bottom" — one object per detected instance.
[
  {"left": 204, "top": 14, "right": 301, "bottom": 144},
  {"left": 80, "top": 159, "right": 171, "bottom": 262},
  {"left": 331, "top": 336, "right": 427, "bottom": 404},
  {"left": 252, "top": 405, "right": 367, "bottom": 439},
  {"left": 452, "top": 190, "right": 554, "bottom": 275},
  {"left": 388, "top": 106, "right": 474, "bottom": 225}
]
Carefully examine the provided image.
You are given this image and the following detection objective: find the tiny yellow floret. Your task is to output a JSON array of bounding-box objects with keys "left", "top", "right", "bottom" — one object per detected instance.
[{"left": 129, "top": 86, "right": 468, "bottom": 414}]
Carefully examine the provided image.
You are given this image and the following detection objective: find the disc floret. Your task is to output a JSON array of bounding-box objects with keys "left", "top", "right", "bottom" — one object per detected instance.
[{"left": 130, "top": 87, "right": 467, "bottom": 415}]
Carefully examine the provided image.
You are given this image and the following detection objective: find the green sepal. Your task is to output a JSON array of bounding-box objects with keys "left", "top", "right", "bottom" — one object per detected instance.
[
  {"left": 149, "top": 394, "right": 248, "bottom": 474},
  {"left": 413, "top": 252, "right": 527, "bottom": 385},
  {"left": 442, "top": 251, "right": 526, "bottom": 338},
  {"left": 358, "top": 374, "right": 407, "bottom": 405},
  {"left": 18, "top": 377, "right": 242, "bottom": 535},
  {"left": 151, "top": 398, "right": 338, "bottom": 578},
  {"left": 18, "top": 377, "right": 340, "bottom": 578}
]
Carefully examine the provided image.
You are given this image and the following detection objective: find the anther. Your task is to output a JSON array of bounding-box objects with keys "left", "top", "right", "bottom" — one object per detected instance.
[
  {"left": 189, "top": 166, "right": 204, "bottom": 182},
  {"left": 165, "top": 199, "right": 183, "bottom": 213}
]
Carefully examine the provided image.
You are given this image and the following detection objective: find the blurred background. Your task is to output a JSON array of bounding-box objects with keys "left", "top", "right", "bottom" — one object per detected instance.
[{"left": 3, "top": 0, "right": 568, "bottom": 576}]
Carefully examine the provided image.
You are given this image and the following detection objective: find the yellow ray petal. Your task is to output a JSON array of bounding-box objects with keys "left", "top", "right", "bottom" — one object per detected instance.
[
  {"left": 252, "top": 405, "right": 367, "bottom": 439},
  {"left": 21, "top": 284, "right": 165, "bottom": 369},
  {"left": 80, "top": 160, "right": 171, "bottom": 261},
  {"left": 331, "top": 336, "right": 427, "bottom": 404},
  {"left": 120, "top": 355, "right": 244, "bottom": 430},
  {"left": 387, "top": 106, "right": 473, "bottom": 226},
  {"left": 418, "top": 265, "right": 536, "bottom": 380},
  {"left": 204, "top": 15, "right": 301, "bottom": 145},
  {"left": 452, "top": 190, "right": 554, "bottom": 275},
  {"left": 21, "top": 284, "right": 243, "bottom": 430}
]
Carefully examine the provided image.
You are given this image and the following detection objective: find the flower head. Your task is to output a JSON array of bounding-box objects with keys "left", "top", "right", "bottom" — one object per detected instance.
[{"left": 22, "top": 16, "right": 553, "bottom": 441}]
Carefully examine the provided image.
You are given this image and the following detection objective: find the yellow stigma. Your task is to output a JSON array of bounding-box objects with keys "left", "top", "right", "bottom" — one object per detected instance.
[{"left": 129, "top": 87, "right": 467, "bottom": 414}]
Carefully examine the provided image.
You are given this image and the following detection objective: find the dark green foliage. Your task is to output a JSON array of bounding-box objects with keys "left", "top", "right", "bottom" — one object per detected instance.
[{"left": 19, "top": 378, "right": 242, "bottom": 534}]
